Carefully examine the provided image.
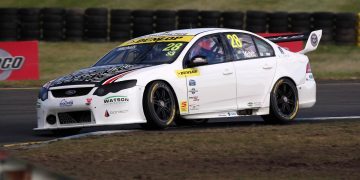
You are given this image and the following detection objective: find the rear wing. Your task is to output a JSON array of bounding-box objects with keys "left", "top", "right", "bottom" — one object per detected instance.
[{"left": 265, "top": 30, "right": 322, "bottom": 54}]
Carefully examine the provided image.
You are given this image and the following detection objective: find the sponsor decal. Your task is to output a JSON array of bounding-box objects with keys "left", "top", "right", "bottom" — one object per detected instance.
[
  {"left": 219, "top": 111, "right": 238, "bottom": 117},
  {"left": 109, "top": 110, "right": 128, "bottom": 115},
  {"left": 104, "top": 96, "right": 129, "bottom": 105},
  {"left": 189, "top": 96, "right": 199, "bottom": 101},
  {"left": 176, "top": 68, "right": 200, "bottom": 78},
  {"left": 189, "top": 104, "right": 200, "bottom": 110},
  {"left": 105, "top": 110, "right": 110, "bottom": 117},
  {"left": 311, "top": 34, "right": 318, "bottom": 47},
  {"left": 188, "top": 88, "right": 198, "bottom": 95},
  {"left": 247, "top": 102, "right": 262, "bottom": 107},
  {"left": 85, "top": 98, "right": 92, "bottom": 105},
  {"left": 189, "top": 79, "right": 196, "bottom": 86},
  {"left": 0, "top": 41, "right": 39, "bottom": 81},
  {"left": 65, "top": 89, "right": 76, "bottom": 96},
  {"left": 59, "top": 99, "right": 73, "bottom": 107},
  {"left": 180, "top": 100, "right": 188, "bottom": 113},
  {"left": 120, "top": 35, "right": 194, "bottom": 46}
]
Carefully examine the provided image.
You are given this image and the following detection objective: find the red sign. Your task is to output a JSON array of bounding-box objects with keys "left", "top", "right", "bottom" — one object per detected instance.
[
  {"left": 0, "top": 41, "right": 39, "bottom": 81},
  {"left": 258, "top": 33, "right": 304, "bottom": 52}
]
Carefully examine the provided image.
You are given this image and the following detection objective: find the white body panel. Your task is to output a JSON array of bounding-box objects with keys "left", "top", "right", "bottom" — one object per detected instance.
[{"left": 36, "top": 28, "right": 317, "bottom": 130}]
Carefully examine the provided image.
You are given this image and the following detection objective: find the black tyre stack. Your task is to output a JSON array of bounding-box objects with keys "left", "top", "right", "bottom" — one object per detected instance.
[
  {"left": 222, "top": 11, "right": 244, "bottom": 29},
  {"left": 289, "top": 12, "right": 311, "bottom": 33},
  {"left": 84, "top": 8, "right": 108, "bottom": 41},
  {"left": 65, "top": 9, "right": 84, "bottom": 41},
  {"left": 246, "top": 11, "right": 268, "bottom": 33},
  {"left": 268, "top": 12, "right": 289, "bottom": 33},
  {"left": 178, "top": 10, "right": 199, "bottom": 29},
  {"left": 312, "top": 12, "right": 334, "bottom": 43},
  {"left": 155, "top": 10, "right": 177, "bottom": 32},
  {"left": 334, "top": 13, "right": 357, "bottom": 45},
  {"left": 0, "top": 8, "right": 18, "bottom": 41},
  {"left": 132, "top": 10, "right": 154, "bottom": 38},
  {"left": 41, "top": 8, "right": 65, "bottom": 41},
  {"left": 200, "top": 10, "right": 221, "bottom": 28},
  {"left": 18, "top": 8, "right": 41, "bottom": 40},
  {"left": 110, "top": 9, "right": 132, "bottom": 41}
]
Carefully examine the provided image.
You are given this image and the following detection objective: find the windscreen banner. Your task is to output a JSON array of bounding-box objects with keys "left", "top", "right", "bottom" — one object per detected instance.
[{"left": 0, "top": 41, "right": 39, "bottom": 81}]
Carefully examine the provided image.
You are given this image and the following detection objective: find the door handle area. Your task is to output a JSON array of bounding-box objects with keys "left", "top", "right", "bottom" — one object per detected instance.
[
  {"left": 223, "top": 71, "right": 233, "bottom": 75},
  {"left": 262, "top": 64, "right": 273, "bottom": 69}
]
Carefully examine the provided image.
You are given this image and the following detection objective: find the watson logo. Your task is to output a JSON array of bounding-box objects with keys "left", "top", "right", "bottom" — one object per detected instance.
[
  {"left": 0, "top": 48, "right": 25, "bottom": 80},
  {"left": 59, "top": 99, "right": 73, "bottom": 107},
  {"left": 104, "top": 96, "right": 129, "bottom": 105}
]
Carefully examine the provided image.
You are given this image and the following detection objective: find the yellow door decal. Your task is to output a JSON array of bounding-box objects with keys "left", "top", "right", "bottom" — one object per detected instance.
[{"left": 175, "top": 68, "right": 200, "bottom": 78}]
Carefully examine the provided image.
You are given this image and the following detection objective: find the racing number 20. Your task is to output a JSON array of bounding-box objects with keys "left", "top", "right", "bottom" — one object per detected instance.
[
  {"left": 163, "top": 43, "right": 183, "bottom": 51},
  {"left": 227, "top": 34, "right": 242, "bottom": 48}
]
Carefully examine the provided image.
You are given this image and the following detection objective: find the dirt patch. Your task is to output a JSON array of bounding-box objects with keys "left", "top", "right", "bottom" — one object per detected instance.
[{"left": 7, "top": 120, "right": 360, "bottom": 179}]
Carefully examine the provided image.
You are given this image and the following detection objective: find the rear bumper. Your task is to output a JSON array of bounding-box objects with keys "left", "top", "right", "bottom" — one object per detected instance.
[{"left": 297, "top": 79, "right": 316, "bottom": 108}]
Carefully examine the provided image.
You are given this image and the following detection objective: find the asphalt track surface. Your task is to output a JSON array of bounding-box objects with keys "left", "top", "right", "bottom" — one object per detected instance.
[{"left": 0, "top": 82, "right": 359, "bottom": 145}]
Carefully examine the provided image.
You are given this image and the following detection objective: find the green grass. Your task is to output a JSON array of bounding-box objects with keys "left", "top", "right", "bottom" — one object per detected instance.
[
  {"left": 1, "top": 0, "right": 360, "bottom": 12},
  {"left": 0, "top": 43, "right": 359, "bottom": 88},
  {"left": 7, "top": 120, "right": 360, "bottom": 179}
]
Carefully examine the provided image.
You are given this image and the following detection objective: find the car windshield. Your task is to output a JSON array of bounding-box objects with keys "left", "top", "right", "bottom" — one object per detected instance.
[{"left": 94, "top": 42, "right": 187, "bottom": 66}]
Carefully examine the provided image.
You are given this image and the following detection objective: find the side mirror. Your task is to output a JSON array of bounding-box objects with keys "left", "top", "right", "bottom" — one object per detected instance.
[{"left": 188, "top": 56, "right": 208, "bottom": 68}]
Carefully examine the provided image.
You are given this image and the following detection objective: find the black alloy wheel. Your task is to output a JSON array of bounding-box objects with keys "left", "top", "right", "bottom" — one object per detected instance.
[
  {"left": 262, "top": 78, "right": 299, "bottom": 124},
  {"left": 142, "top": 81, "right": 176, "bottom": 129}
]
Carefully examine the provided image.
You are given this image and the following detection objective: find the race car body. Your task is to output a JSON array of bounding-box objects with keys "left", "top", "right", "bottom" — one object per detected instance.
[{"left": 35, "top": 28, "right": 321, "bottom": 132}]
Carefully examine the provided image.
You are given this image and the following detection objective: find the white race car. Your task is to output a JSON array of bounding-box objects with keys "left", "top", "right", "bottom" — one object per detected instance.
[{"left": 36, "top": 28, "right": 321, "bottom": 133}]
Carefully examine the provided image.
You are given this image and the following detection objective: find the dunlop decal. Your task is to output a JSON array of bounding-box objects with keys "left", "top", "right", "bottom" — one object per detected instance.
[
  {"left": 175, "top": 68, "right": 200, "bottom": 78},
  {"left": 120, "top": 36, "right": 194, "bottom": 46}
]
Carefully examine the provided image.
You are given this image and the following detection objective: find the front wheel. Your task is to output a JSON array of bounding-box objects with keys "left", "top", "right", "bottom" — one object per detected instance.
[
  {"left": 142, "top": 81, "right": 177, "bottom": 129},
  {"left": 262, "top": 78, "right": 299, "bottom": 124}
]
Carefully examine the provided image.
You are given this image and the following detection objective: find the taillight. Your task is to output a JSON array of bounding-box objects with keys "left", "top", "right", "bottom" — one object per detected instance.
[{"left": 306, "top": 62, "right": 312, "bottom": 73}]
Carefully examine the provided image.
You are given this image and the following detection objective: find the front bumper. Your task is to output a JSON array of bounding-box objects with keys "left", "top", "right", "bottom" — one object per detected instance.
[{"left": 35, "top": 85, "right": 146, "bottom": 130}]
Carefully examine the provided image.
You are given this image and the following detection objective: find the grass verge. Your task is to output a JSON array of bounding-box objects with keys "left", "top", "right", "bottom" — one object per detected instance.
[
  {"left": 0, "top": 43, "right": 359, "bottom": 88},
  {"left": 6, "top": 120, "right": 360, "bottom": 179}
]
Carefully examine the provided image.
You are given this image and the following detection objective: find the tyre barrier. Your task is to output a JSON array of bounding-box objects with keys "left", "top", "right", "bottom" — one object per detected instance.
[
  {"left": 155, "top": 10, "right": 177, "bottom": 33},
  {"left": 222, "top": 11, "right": 244, "bottom": 29},
  {"left": 41, "top": 8, "right": 65, "bottom": 41},
  {"left": 358, "top": 13, "right": 360, "bottom": 47},
  {"left": 289, "top": 12, "right": 311, "bottom": 33},
  {"left": 0, "top": 8, "right": 18, "bottom": 41},
  {"left": 178, "top": 9, "right": 199, "bottom": 29},
  {"left": 84, "top": 8, "right": 108, "bottom": 41},
  {"left": 200, "top": 10, "right": 221, "bottom": 28},
  {"left": 65, "top": 9, "right": 84, "bottom": 41},
  {"left": 0, "top": 8, "right": 358, "bottom": 46},
  {"left": 312, "top": 12, "right": 334, "bottom": 43},
  {"left": 132, "top": 10, "right": 154, "bottom": 38},
  {"left": 246, "top": 10, "right": 268, "bottom": 33},
  {"left": 110, "top": 9, "right": 132, "bottom": 41},
  {"left": 18, "top": 8, "right": 41, "bottom": 40}
]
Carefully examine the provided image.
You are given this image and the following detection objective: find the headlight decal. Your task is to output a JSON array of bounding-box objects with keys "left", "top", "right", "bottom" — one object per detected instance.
[{"left": 93, "top": 80, "right": 137, "bottom": 96}]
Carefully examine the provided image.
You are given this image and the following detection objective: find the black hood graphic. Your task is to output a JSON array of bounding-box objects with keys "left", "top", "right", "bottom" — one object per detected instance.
[{"left": 50, "top": 64, "right": 150, "bottom": 87}]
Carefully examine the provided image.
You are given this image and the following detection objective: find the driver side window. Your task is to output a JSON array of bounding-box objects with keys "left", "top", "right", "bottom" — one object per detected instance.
[{"left": 187, "top": 35, "right": 225, "bottom": 65}]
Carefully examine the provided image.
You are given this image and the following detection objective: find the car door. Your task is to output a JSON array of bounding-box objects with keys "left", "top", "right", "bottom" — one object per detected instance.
[
  {"left": 223, "top": 32, "right": 277, "bottom": 109},
  {"left": 183, "top": 34, "right": 237, "bottom": 114}
]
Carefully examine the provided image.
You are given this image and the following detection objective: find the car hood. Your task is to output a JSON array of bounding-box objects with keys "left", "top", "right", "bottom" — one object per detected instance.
[{"left": 49, "top": 64, "right": 151, "bottom": 87}]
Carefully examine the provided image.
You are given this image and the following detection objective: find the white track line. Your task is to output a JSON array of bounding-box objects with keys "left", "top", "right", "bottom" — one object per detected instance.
[{"left": 297, "top": 116, "right": 360, "bottom": 121}]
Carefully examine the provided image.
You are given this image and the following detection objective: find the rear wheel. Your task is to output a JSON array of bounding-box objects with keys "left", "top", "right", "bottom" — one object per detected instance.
[
  {"left": 142, "top": 81, "right": 177, "bottom": 129},
  {"left": 262, "top": 79, "right": 299, "bottom": 124}
]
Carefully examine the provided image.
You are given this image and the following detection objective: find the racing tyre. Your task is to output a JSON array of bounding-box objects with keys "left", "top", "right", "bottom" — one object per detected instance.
[
  {"left": 142, "top": 81, "right": 177, "bottom": 129},
  {"left": 262, "top": 79, "right": 299, "bottom": 124}
]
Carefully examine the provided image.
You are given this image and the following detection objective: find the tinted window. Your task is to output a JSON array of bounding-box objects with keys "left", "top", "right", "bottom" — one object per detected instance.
[
  {"left": 187, "top": 36, "right": 225, "bottom": 65},
  {"left": 254, "top": 37, "right": 275, "bottom": 57},
  {"left": 225, "top": 33, "right": 258, "bottom": 60}
]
